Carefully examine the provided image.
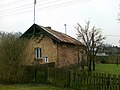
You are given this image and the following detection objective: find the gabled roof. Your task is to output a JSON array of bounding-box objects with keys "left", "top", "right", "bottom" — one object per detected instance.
[{"left": 20, "top": 24, "right": 82, "bottom": 45}]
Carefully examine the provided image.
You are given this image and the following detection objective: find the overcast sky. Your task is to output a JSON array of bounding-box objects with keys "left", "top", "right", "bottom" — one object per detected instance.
[{"left": 0, "top": 0, "right": 120, "bottom": 46}]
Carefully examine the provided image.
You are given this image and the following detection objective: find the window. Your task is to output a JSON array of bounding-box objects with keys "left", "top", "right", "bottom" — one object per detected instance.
[
  {"left": 45, "top": 57, "right": 49, "bottom": 63},
  {"left": 35, "top": 48, "right": 42, "bottom": 59}
]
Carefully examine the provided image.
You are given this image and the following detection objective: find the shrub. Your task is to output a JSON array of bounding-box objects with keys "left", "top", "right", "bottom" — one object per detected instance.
[
  {"left": 100, "top": 59, "right": 106, "bottom": 64},
  {"left": 0, "top": 32, "right": 29, "bottom": 83}
]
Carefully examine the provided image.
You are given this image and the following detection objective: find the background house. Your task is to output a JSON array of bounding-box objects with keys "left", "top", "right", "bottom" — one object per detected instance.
[
  {"left": 97, "top": 46, "right": 120, "bottom": 56},
  {"left": 20, "top": 24, "right": 83, "bottom": 67},
  {"left": 96, "top": 46, "right": 120, "bottom": 64}
]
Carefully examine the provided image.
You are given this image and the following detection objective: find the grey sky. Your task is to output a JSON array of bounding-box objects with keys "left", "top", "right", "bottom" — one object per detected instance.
[{"left": 0, "top": 0, "right": 120, "bottom": 46}]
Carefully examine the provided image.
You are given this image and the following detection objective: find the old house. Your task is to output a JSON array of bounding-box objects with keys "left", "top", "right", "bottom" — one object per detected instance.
[
  {"left": 21, "top": 24, "right": 83, "bottom": 67},
  {"left": 95, "top": 45, "right": 120, "bottom": 64},
  {"left": 97, "top": 46, "right": 120, "bottom": 56}
]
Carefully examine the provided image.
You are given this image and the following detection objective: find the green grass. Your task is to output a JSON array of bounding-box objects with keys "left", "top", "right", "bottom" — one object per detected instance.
[
  {"left": 0, "top": 84, "right": 74, "bottom": 90},
  {"left": 94, "top": 64, "right": 120, "bottom": 75}
]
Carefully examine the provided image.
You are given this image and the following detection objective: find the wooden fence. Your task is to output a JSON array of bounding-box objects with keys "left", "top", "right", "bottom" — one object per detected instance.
[
  {"left": 69, "top": 71, "right": 120, "bottom": 90},
  {"left": 37, "top": 68, "right": 120, "bottom": 90}
]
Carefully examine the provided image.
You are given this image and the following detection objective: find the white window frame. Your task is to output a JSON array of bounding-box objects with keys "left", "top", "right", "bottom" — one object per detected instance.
[
  {"left": 35, "top": 48, "right": 42, "bottom": 59},
  {"left": 45, "top": 57, "right": 49, "bottom": 63}
]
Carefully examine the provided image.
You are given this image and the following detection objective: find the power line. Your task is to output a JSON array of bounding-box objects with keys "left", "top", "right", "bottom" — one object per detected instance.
[
  {"left": 36, "top": 0, "right": 92, "bottom": 10},
  {"left": 36, "top": 0, "right": 61, "bottom": 5},
  {"left": 0, "top": 0, "right": 37, "bottom": 8},
  {"left": 0, "top": 8, "right": 33, "bottom": 17},
  {"left": 0, "top": 0, "right": 61, "bottom": 12},
  {"left": 0, "top": 0, "right": 92, "bottom": 17},
  {"left": 0, "top": 0, "right": 21, "bottom": 7},
  {"left": 106, "top": 35, "right": 120, "bottom": 37},
  {"left": 0, "top": 0, "right": 61, "bottom": 15},
  {"left": 0, "top": 3, "right": 33, "bottom": 13},
  {"left": 0, "top": 0, "right": 63, "bottom": 16}
]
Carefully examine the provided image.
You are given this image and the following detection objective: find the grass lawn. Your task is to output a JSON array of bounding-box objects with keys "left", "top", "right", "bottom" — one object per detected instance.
[
  {"left": 94, "top": 64, "right": 120, "bottom": 75},
  {"left": 0, "top": 84, "right": 74, "bottom": 90}
]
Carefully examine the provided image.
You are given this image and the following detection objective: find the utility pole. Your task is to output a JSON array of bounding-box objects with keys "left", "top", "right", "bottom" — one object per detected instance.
[
  {"left": 64, "top": 24, "right": 67, "bottom": 34},
  {"left": 34, "top": 0, "right": 36, "bottom": 24}
]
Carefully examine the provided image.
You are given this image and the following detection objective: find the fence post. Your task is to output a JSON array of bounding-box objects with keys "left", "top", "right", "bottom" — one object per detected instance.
[
  {"left": 47, "top": 67, "right": 50, "bottom": 84},
  {"left": 67, "top": 70, "right": 71, "bottom": 87},
  {"left": 118, "top": 75, "right": 120, "bottom": 90},
  {"left": 113, "top": 74, "right": 117, "bottom": 90},
  {"left": 34, "top": 66, "right": 37, "bottom": 83},
  {"left": 75, "top": 70, "right": 79, "bottom": 90},
  {"left": 107, "top": 74, "right": 110, "bottom": 89}
]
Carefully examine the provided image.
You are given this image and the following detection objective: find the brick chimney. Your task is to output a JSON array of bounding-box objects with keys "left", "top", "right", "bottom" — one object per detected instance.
[{"left": 45, "top": 26, "right": 51, "bottom": 29}]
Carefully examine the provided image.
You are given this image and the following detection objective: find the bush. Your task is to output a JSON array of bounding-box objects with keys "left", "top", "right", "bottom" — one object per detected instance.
[
  {"left": 100, "top": 59, "right": 106, "bottom": 64},
  {"left": 0, "top": 32, "right": 30, "bottom": 84}
]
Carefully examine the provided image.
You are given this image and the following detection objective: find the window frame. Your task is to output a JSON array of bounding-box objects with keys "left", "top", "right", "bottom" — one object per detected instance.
[
  {"left": 45, "top": 56, "right": 49, "bottom": 63},
  {"left": 35, "top": 48, "right": 42, "bottom": 59}
]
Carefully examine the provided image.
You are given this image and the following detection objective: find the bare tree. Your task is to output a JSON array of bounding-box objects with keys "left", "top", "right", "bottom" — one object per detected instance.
[{"left": 75, "top": 21, "right": 105, "bottom": 71}]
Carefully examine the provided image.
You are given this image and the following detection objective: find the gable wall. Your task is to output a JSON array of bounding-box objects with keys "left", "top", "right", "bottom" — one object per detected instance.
[{"left": 24, "top": 36, "right": 57, "bottom": 65}]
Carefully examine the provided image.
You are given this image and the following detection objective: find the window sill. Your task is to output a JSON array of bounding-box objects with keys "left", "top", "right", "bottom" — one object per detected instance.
[{"left": 35, "top": 58, "right": 43, "bottom": 60}]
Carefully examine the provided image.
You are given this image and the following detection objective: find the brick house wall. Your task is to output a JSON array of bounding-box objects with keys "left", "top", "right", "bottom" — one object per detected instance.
[
  {"left": 57, "top": 43, "right": 79, "bottom": 67},
  {"left": 24, "top": 36, "right": 80, "bottom": 67},
  {"left": 23, "top": 35, "right": 57, "bottom": 65}
]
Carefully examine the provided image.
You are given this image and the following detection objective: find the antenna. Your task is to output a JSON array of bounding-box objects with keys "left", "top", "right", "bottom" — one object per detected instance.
[
  {"left": 64, "top": 24, "right": 67, "bottom": 34},
  {"left": 34, "top": 0, "right": 36, "bottom": 24},
  {"left": 119, "top": 40, "right": 120, "bottom": 47}
]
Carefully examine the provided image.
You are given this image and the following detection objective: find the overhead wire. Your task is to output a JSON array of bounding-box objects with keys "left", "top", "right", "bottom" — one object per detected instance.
[
  {"left": 0, "top": 0, "right": 92, "bottom": 17},
  {"left": 0, "top": 0, "right": 21, "bottom": 7},
  {"left": 36, "top": 0, "right": 92, "bottom": 11},
  {"left": 0, "top": 0, "right": 32, "bottom": 10},
  {"left": 0, "top": 3, "right": 33, "bottom": 13},
  {"left": 0, "top": 0, "right": 62, "bottom": 11},
  {"left": 0, "top": 0, "right": 60, "bottom": 14},
  {"left": 0, "top": 0, "right": 43, "bottom": 8},
  {"left": 0, "top": 0, "right": 62, "bottom": 16},
  {"left": 106, "top": 35, "right": 120, "bottom": 37}
]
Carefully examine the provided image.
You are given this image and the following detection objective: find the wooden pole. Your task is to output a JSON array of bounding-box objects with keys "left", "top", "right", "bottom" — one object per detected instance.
[{"left": 34, "top": 0, "right": 36, "bottom": 23}]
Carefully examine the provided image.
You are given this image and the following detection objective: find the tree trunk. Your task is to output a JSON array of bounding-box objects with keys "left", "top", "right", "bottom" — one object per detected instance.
[
  {"left": 93, "top": 60, "right": 95, "bottom": 71},
  {"left": 89, "top": 58, "right": 92, "bottom": 71}
]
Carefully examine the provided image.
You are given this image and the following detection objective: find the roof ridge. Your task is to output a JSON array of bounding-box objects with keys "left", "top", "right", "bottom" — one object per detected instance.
[
  {"left": 37, "top": 24, "right": 81, "bottom": 45},
  {"left": 44, "top": 26, "right": 77, "bottom": 41},
  {"left": 39, "top": 25, "right": 62, "bottom": 41}
]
